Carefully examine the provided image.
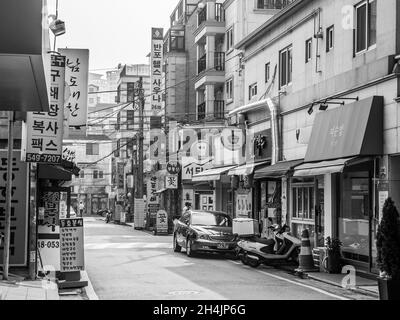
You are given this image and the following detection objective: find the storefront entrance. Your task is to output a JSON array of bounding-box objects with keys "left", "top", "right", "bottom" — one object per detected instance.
[{"left": 338, "top": 160, "right": 377, "bottom": 273}]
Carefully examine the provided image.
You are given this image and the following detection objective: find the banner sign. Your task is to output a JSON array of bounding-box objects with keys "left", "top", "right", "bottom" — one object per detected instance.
[
  {"left": 59, "top": 48, "right": 89, "bottom": 127},
  {"left": 22, "top": 55, "right": 65, "bottom": 164},
  {"left": 151, "top": 28, "right": 164, "bottom": 116},
  {"left": 60, "top": 218, "right": 85, "bottom": 272},
  {"left": 156, "top": 210, "right": 168, "bottom": 235},
  {"left": 117, "top": 162, "right": 124, "bottom": 189},
  {"left": 147, "top": 175, "right": 159, "bottom": 207},
  {"left": 0, "top": 151, "right": 28, "bottom": 266}
]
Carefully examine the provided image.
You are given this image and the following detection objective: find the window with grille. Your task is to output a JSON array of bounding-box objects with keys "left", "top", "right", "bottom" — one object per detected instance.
[{"left": 292, "top": 186, "right": 315, "bottom": 220}]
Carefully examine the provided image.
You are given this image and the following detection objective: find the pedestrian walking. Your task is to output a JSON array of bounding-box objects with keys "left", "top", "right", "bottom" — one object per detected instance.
[{"left": 78, "top": 201, "right": 85, "bottom": 217}]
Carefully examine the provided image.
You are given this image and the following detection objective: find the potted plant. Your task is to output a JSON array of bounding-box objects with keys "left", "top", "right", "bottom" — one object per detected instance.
[
  {"left": 376, "top": 198, "right": 400, "bottom": 300},
  {"left": 323, "top": 237, "right": 343, "bottom": 274}
]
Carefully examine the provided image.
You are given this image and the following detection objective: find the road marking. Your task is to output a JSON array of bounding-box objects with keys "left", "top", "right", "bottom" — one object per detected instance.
[
  {"left": 227, "top": 260, "right": 349, "bottom": 300},
  {"left": 85, "top": 242, "right": 173, "bottom": 250}
]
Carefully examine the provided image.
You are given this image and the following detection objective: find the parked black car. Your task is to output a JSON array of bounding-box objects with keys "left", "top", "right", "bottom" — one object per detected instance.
[{"left": 173, "top": 210, "right": 238, "bottom": 257}]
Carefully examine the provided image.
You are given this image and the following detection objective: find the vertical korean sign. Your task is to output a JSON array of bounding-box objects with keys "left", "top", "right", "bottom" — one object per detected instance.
[
  {"left": 0, "top": 151, "right": 28, "bottom": 266},
  {"left": 151, "top": 28, "right": 164, "bottom": 116},
  {"left": 59, "top": 49, "right": 89, "bottom": 127},
  {"left": 22, "top": 55, "right": 65, "bottom": 164},
  {"left": 60, "top": 218, "right": 85, "bottom": 272}
]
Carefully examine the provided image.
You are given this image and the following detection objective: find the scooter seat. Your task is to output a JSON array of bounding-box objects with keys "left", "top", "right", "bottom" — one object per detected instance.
[{"left": 254, "top": 237, "right": 273, "bottom": 245}]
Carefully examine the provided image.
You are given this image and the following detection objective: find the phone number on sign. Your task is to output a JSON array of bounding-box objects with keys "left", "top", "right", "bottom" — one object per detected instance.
[
  {"left": 26, "top": 153, "right": 61, "bottom": 164},
  {"left": 38, "top": 240, "right": 60, "bottom": 249}
]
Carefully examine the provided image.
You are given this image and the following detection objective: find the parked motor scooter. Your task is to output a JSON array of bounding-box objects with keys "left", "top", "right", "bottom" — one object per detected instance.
[{"left": 237, "top": 224, "right": 301, "bottom": 268}]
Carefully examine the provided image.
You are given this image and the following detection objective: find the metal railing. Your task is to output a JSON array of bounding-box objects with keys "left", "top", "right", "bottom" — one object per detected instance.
[
  {"left": 197, "top": 102, "right": 206, "bottom": 120},
  {"left": 214, "top": 100, "right": 225, "bottom": 119},
  {"left": 214, "top": 52, "right": 225, "bottom": 71},
  {"left": 198, "top": 6, "right": 207, "bottom": 26},
  {"left": 198, "top": 54, "right": 207, "bottom": 74},
  {"left": 215, "top": 3, "right": 225, "bottom": 22}
]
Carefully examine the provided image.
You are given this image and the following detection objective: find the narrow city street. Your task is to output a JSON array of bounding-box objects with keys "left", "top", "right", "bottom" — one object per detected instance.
[{"left": 84, "top": 218, "right": 362, "bottom": 301}]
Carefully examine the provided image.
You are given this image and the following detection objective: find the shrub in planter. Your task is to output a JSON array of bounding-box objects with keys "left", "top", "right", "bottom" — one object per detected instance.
[
  {"left": 376, "top": 198, "right": 400, "bottom": 300},
  {"left": 323, "top": 237, "right": 343, "bottom": 274}
]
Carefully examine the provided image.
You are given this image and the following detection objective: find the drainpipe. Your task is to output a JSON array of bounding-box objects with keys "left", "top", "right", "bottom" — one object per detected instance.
[{"left": 265, "top": 97, "right": 280, "bottom": 166}]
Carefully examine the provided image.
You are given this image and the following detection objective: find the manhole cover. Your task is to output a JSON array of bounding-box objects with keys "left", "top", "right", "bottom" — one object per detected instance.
[{"left": 168, "top": 290, "right": 200, "bottom": 296}]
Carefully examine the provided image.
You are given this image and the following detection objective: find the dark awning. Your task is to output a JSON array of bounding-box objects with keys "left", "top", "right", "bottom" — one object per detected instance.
[
  {"left": 254, "top": 159, "right": 304, "bottom": 179},
  {"left": 293, "top": 157, "right": 373, "bottom": 177},
  {"left": 38, "top": 164, "right": 73, "bottom": 181},
  {"left": 305, "top": 96, "right": 383, "bottom": 163},
  {"left": 228, "top": 161, "right": 270, "bottom": 176}
]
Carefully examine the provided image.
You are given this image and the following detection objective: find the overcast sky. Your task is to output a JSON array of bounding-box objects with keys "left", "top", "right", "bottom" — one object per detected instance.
[{"left": 48, "top": 0, "right": 178, "bottom": 74}]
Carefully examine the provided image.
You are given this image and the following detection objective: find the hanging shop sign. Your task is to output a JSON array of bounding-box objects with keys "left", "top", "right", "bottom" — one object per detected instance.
[
  {"left": 167, "top": 162, "right": 181, "bottom": 175},
  {"left": 59, "top": 48, "right": 89, "bottom": 127},
  {"left": 62, "top": 146, "right": 76, "bottom": 163},
  {"left": 147, "top": 175, "right": 160, "bottom": 215},
  {"left": 117, "top": 162, "right": 125, "bottom": 189},
  {"left": 22, "top": 55, "right": 65, "bottom": 164},
  {"left": 0, "top": 151, "right": 28, "bottom": 266},
  {"left": 156, "top": 210, "right": 168, "bottom": 235},
  {"left": 151, "top": 28, "right": 164, "bottom": 116},
  {"left": 165, "top": 175, "right": 178, "bottom": 189},
  {"left": 60, "top": 218, "right": 85, "bottom": 272}
]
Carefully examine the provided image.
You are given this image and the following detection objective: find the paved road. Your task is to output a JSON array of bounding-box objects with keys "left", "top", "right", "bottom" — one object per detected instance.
[{"left": 83, "top": 218, "right": 365, "bottom": 300}]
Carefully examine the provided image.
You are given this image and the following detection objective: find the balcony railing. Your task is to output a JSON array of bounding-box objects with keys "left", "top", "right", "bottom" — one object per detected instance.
[
  {"left": 214, "top": 52, "right": 225, "bottom": 71},
  {"left": 256, "top": 0, "right": 294, "bottom": 10},
  {"left": 198, "top": 54, "right": 207, "bottom": 74},
  {"left": 214, "top": 100, "right": 225, "bottom": 119},
  {"left": 197, "top": 102, "right": 206, "bottom": 120},
  {"left": 198, "top": 3, "right": 225, "bottom": 27},
  {"left": 215, "top": 3, "right": 225, "bottom": 22},
  {"left": 198, "top": 6, "right": 207, "bottom": 26}
]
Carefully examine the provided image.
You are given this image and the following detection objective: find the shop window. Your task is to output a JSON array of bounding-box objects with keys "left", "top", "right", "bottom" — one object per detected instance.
[
  {"left": 292, "top": 186, "right": 314, "bottom": 220},
  {"left": 355, "top": 0, "right": 377, "bottom": 54},
  {"left": 339, "top": 173, "right": 371, "bottom": 263}
]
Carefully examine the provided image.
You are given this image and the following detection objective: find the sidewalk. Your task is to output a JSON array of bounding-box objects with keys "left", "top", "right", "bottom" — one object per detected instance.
[
  {"left": 304, "top": 271, "right": 379, "bottom": 298},
  {"left": 0, "top": 279, "right": 60, "bottom": 300}
]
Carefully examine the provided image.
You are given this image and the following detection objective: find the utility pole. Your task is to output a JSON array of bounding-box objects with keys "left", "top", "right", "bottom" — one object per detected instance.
[
  {"left": 137, "top": 77, "right": 144, "bottom": 199},
  {"left": 2, "top": 111, "right": 14, "bottom": 281}
]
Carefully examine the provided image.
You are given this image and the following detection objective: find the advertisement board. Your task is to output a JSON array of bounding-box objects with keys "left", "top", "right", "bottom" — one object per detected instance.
[
  {"left": 22, "top": 55, "right": 65, "bottom": 164},
  {"left": 0, "top": 151, "right": 28, "bottom": 266},
  {"left": 60, "top": 218, "right": 85, "bottom": 272},
  {"left": 151, "top": 28, "right": 164, "bottom": 116}
]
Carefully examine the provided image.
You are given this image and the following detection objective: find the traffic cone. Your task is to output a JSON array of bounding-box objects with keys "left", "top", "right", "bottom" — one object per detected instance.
[{"left": 295, "top": 229, "right": 318, "bottom": 274}]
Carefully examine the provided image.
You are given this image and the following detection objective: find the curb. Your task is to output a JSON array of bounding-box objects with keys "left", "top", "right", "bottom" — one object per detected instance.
[
  {"left": 305, "top": 273, "right": 379, "bottom": 299},
  {"left": 80, "top": 271, "right": 99, "bottom": 300}
]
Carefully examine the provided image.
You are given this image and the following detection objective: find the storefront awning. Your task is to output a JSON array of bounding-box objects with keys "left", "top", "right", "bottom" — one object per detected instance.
[
  {"left": 38, "top": 164, "right": 73, "bottom": 181},
  {"left": 192, "top": 165, "right": 238, "bottom": 182},
  {"left": 254, "top": 159, "right": 304, "bottom": 179},
  {"left": 293, "top": 157, "right": 372, "bottom": 177},
  {"left": 305, "top": 96, "right": 383, "bottom": 162},
  {"left": 228, "top": 161, "right": 270, "bottom": 176}
]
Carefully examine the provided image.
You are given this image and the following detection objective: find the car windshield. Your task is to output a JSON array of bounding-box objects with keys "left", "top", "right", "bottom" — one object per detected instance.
[{"left": 191, "top": 212, "right": 232, "bottom": 227}]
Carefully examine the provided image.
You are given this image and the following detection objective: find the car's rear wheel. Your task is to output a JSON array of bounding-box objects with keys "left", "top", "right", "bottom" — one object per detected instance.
[
  {"left": 186, "top": 238, "right": 195, "bottom": 257},
  {"left": 173, "top": 234, "right": 181, "bottom": 252}
]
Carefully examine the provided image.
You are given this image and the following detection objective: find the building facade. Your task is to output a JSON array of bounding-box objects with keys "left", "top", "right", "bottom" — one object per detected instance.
[{"left": 229, "top": 0, "right": 400, "bottom": 275}]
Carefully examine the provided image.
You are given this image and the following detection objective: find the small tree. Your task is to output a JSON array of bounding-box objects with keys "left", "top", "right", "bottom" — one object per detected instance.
[{"left": 376, "top": 198, "right": 400, "bottom": 280}]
